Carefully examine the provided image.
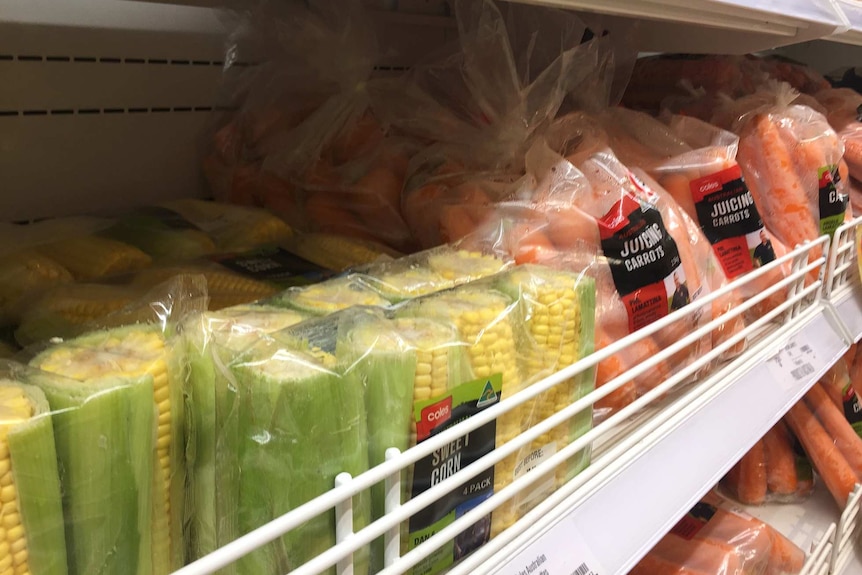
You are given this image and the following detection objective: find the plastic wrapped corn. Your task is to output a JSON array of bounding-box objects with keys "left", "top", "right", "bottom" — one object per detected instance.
[
  {"left": 273, "top": 275, "right": 390, "bottom": 316},
  {"left": 193, "top": 321, "right": 370, "bottom": 575},
  {"left": 0, "top": 375, "right": 67, "bottom": 575},
  {"left": 284, "top": 232, "right": 401, "bottom": 272},
  {"left": 357, "top": 246, "right": 512, "bottom": 303},
  {"left": 159, "top": 199, "right": 293, "bottom": 252},
  {"left": 36, "top": 235, "right": 152, "bottom": 281},
  {"left": 183, "top": 304, "right": 311, "bottom": 563},
  {"left": 0, "top": 251, "right": 73, "bottom": 326},
  {"left": 101, "top": 207, "right": 218, "bottom": 261}
]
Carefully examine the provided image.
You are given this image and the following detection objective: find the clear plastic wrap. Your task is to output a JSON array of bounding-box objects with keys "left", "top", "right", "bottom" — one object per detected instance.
[
  {"left": 22, "top": 277, "right": 205, "bottom": 575},
  {"left": 720, "top": 82, "right": 851, "bottom": 259},
  {"left": 814, "top": 88, "right": 862, "bottom": 183},
  {"left": 372, "top": 0, "right": 594, "bottom": 249},
  {"left": 720, "top": 420, "right": 815, "bottom": 505},
  {"left": 182, "top": 304, "right": 312, "bottom": 564},
  {"left": 196, "top": 318, "right": 370, "bottom": 575},
  {"left": 785, "top": 382, "right": 862, "bottom": 508},
  {"left": 631, "top": 492, "right": 806, "bottom": 575}
]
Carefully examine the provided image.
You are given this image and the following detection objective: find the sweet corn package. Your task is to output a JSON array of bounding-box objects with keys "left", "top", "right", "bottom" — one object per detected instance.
[
  {"left": 631, "top": 492, "right": 805, "bottom": 575},
  {"left": 183, "top": 311, "right": 370, "bottom": 575}
]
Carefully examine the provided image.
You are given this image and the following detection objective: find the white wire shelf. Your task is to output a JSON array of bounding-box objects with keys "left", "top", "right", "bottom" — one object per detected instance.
[{"left": 169, "top": 231, "right": 862, "bottom": 575}]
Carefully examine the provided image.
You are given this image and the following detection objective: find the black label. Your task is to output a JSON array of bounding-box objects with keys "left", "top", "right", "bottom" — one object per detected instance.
[
  {"left": 819, "top": 165, "right": 848, "bottom": 236},
  {"left": 693, "top": 175, "right": 763, "bottom": 244},
  {"left": 670, "top": 501, "right": 717, "bottom": 540},
  {"left": 213, "top": 247, "right": 330, "bottom": 287},
  {"left": 599, "top": 196, "right": 682, "bottom": 297}
]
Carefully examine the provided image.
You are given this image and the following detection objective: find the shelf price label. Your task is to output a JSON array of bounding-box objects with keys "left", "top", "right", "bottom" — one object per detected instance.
[
  {"left": 765, "top": 338, "right": 818, "bottom": 389},
  {"left": 497, "top": 521, "right": 605, "bottom": 575}
]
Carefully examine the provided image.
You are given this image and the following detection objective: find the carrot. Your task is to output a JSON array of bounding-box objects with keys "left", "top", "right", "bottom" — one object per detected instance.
[
  {"left": 629, "top": 552, "right": 713, "bottom": 575},
  {"left": 785, "top": 401, "right": 858, "bottom": 507},
  {"left": 763, "top": 422, "right": 799, "bottom": 495},
  {"left": 330, "top": 112, "right": 384, "bottom": 165},
  {"left": 651, "top": 536, "right": 743, "bottom": 575},
  {"left": 765, "top": 524, "right": 806, "bottom": 574},
  {"left": 439, "top": 205, "right": 479, "bottom": 244},
  {"left": 805, "top": 383, "right": 862, "bottom": 477},
  {"left": 511, "top": 223, "right": 556, "bottom": 266},
  {"left": 544, "top": 207, "right": 600, "bottom": 248},
  {"left": 839, "top": 159, "right": 851, "bottom": 186},
  {"left": 819, "top": 365, "right": 848, "bottom": 409},
  {"left": 354, "top": 166, "right": 403, "bottom": 211},
  {"left": 304, "top": 195, "right": 378, "bottom": 242},
  {"left": 850, "top": 346, "right": 862, "bottom": 401},
  {"left": 658, "top": 172, "right": 698, "bottom": 220},
  {"left": 737, "top": 439, "right": 768, "bottom": 505},
  {"left": 594, "top": 328, "right": 638, "bottom": 414}
]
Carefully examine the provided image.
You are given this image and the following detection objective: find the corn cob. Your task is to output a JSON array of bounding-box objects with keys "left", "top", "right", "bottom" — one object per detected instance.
[
  {"left": 183, "top": 304, "right": 310, "bottom": 563},
  {"left": 338, "top": 313, "right": 470, "bottom": 570},
  {"left": 497, "top": 266, "right": 596, "bottom": 501},
  {"left": 101, "top": 210, "right": 217, "bottom": 262},
  {"left": 228, "top": 336, "right": 369, "bottom": 575},
  {"left": 35, "top": 236, "right": 152, "bottom": 281},
  {"left": 275, "top": 275, "right": 389, "bottom": 316},
  {"left": 0, "top": 251, "right": 73, "bottom": 325},
  {"left": 160, "top": 199, "right": 293, "bottom": 252},
  {"left": 397, "top": 287, "right": 523, "bottom": 536},
  {"left": 0, "top": 381, "right": 67, "bottom": 575},
  {"left": 426, "top": 249, "right": 510, "bottom": 284},
  {"left": 361, "top": 267, "right": 450, "bottom": 303},
  {"left": 31, "top": 325, "right": 184, "bottom": 574},
  {"left": 133, "top": 266, "right": 279, "bottom": 311},
  {"left": 285, "top": 232, "right": 399, "bottom": 272}
]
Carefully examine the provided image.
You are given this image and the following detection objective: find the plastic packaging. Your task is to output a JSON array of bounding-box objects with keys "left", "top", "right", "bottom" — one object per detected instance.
[
  {"left": 182, "top": 304, "right": 312, "bottom": 564},
  {"left": 719, "top": 82, "right": 850, "bottom": 258},
  {"left": 631, "top": 492, "right": 806, "bottom": 575},
  {"left": 282, "top": 231, "right": 401, "bottom": 272},
  {"left": 814, "top": 88, "right": 862, "bottom": 183},
  {"left": 785, "top": 382, "right": 862, "bottom": 508},
  {"left": 720, "top": 420, "right": 815, "bottom": 505}
]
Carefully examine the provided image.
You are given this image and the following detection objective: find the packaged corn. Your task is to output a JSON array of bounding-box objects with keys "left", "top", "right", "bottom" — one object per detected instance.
[
  {"left": 183, "top": 304, "right": 311, "bottom": 563},
  {"left": 25, "top": 324, "right": 187, "bottom": 574},
  {"left": 273, "top": 275, "right": 390, "bottom": 316},
  {"left": 283, "top": 232, "right": 401, "bottom": 273},
  {"left": 199, "top": 321, "right": 370, "bottom": 575},
  {"left": 101, "top": 207, "right": 218, "bottom": 261},
  {"left": 0, "top": 372, "right": 67, "bottom": 575},
  {"left": 0, "top": 250, "right": 73, "bottom": 326},
  {"left": 35, "top": 235, "right": 152, "bottom": 281},
  {"left": 159, "top": 199, "right": 293, "bottom": 252},
  {"left": 357, "top": 246, "right": 512, "bottom": 303}
]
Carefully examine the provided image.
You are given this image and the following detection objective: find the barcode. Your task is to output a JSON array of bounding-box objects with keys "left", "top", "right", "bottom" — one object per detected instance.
[
  {"left": 571, "top": 563, "right": 592, "bottom": 575},
  {"left": 791, "top": 363, "right": 815, "bottom": 380}
]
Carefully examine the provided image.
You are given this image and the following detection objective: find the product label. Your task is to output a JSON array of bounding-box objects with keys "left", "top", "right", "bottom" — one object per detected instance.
[
  {"left": 132, "top": 206, "right": 201, "bottom": 231},
  {"left": 408, "top": 374, "right": 502, "bottom": 574},
  {"left": 512, "top": 443, "right": 557, "bottom": 513},
  {"left": 212, "top": 246, "right": 330, "bottom": 287},
  {"left": 691, "top": 165, "right": 774, "bottom": 278},
  {"left": 599, "top": 184, "right": 689, "bottom": 332},
  {"left": 670, "top": 501, "right": 717, "bottom": 540},
  {"left": 819, "top": 165, "right": 848, "bottom": 237},
  {"left": 841, "top": 384, "right": 862, "bottom": 437}
]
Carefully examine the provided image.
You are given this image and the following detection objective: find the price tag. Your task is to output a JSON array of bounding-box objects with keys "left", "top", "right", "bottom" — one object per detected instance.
[
  {"left": 765, "top": 338, "right": 818, "bottom": 389},
  {"left": 497, "top": 520, "right": 606, "bottom": 575}
]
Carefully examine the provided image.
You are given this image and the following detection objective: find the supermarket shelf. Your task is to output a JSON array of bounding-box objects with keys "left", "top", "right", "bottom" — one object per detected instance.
[
  {"left": 831, "top": 0, "right": 862, "bottom": 46},
  {"left": 827, "top": 217, "right": 862, "bottom": 343}
]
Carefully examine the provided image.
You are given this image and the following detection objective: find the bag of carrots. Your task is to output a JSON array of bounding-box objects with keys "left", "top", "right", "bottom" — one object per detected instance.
[
  {"left": 591, "top": 108, "right": 793, "bottom": 319},
  {"left": 785, "top": 381, "right": 862, "bottom": 508},
  {"left": 203, "top": 0, "right": 417, "bottom": 252},
  {"left": 458, "top": 139, "right": 743, "bottom": 418},
  {"left": 720, "top": 420, "right": 815, "bottom": 506},
  {"left": 630, "top": 491, "right": 806, "bottom": 575},
  {"left": 370, "top": 0, "right": 597, "bottom": 249},
  {"left": 715, "top": 82, "right": 851, "bottom": 260},
  {"left": 814, "top": 88, "right": 862, "bottom": 184}
]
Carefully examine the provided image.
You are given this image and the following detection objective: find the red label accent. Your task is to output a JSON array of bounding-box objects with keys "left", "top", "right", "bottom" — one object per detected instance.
[
  {"left": 621, "top": 282, "right": 669, "bottom": 332},
  {"left": 690, "top": 165, "right": 743, "bottom": 203},
  {"left": 598, "top": 194, "right": 641, "bottom": 240},
  {"left": 417, "top": 396, "right": 453, "bottom": 442},
  {"left": 711, "top": 236, "right": 755, "bottom": 277}
]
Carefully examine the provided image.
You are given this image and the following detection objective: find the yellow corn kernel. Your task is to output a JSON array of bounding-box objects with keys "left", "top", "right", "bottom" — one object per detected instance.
[{"left": 36, "top": 236, "right": 152, "bottom": 281}]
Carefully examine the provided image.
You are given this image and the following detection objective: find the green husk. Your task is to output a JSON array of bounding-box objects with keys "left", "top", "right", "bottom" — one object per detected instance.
[
  {"left": 0, "top": 380, "right": 68, "bottom": 575},
  {"left": 228, "top": 335, "right": 370, "bottom": 575},
  {"left": 183, "top": 305, "right": 310, "bottom": 564},
  {"left": 22, "top": 369, "right": 156, "bottom": 575}
]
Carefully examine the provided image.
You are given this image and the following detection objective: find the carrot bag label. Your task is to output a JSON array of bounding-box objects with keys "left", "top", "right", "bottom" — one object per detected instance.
[
  {"left": 818, "top": 165, "right": 848, "bottom": 236},
  {"left": 599, "top": 186, "right": 692, "bottom": 332},
  {"left": 691, "top": 165, "right": 774, "bottom": 277},
  {"left": 670, "top": 501, "right": 718, "bottom": 540},
  {"left": 408, "top": 374, "right": 502, "bottom": 575}
]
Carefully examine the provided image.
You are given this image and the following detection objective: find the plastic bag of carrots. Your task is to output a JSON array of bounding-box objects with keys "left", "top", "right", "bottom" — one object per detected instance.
[
  {"left": 630, "top": 491, "right": 806, "bottom": 575},
  {"left": 814, "top": 88, "right": 862, "bottom": 184},
  {"left": 720, "top": 420, "right": 815, "bottom": 506},
  {"left": 590, "top": 108, "right": 793, "bottom": 319},
  {"left": 203, "top": 0, "right": 417, "bottom": 252},
  {"left": 369, "top": 0, "right": 597, "bottom": 250},
  {"left": 458, "top": 139, "right": 744, "bottom": 418},
  {"left": 716, "top": 82, "right": 852, "bottom": 256}
]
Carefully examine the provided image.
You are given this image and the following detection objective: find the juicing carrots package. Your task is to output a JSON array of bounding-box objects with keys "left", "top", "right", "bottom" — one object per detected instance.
[
  {"left": 717, "top": 82, "right": 851, "bottom": 255},
  {"left": 371, "top": 0, "right": 596, "bottom": 249},
  {"left": 720, "top": 420, "right": 815, "bottom": 506},
  {"left": 785, "top": 381, "right": 862, "bottom": 508},
  {"left": 631, "top": 491, "right": 806, "bottom": 575},
  {"left": 203, "top": 0, "right": 416, "bottom": 251},
  {"left": 597, "top": 108, "right": 793, "bottom": 318}
]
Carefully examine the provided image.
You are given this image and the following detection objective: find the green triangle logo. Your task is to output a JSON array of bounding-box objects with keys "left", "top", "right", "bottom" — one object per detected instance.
[{"left": 476, "top": 379, "right": 498, "bottom": 408}]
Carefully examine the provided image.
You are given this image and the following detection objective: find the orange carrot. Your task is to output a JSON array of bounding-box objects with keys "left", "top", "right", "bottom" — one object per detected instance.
[
  {"left": 737, "top": 439, "right": 768, "bottom": 505},
  {"left": 850, "top": 346, "right": 862, "bottom": 401},
  {"left": 544, "top": 207, "right": 600, "bottom": 248},
  {"left": 763, "top": 422, "right": 799, "bottom": 495},
  {"left": 511, "top": 224, "right": 556, "bottom": 266},
  {"left": 805, "top": 383, "right": 862, "bottom": 477},
  {"left": 785, "top": 401, "right": 858, "bottom": 507},
  {"left": 658, "top": 172, "right": 698, "bottom": 220},
  {"left": 439, "top": 205, "right": 479, "bottom": 244},
  {"left": 765, "top": 524, "right": 806, "bottom": 574}
]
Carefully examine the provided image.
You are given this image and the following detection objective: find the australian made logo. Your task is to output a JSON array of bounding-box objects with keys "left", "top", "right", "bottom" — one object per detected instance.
[{"left": 476, "top": 380, "right": 499, "bottom": 408}]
